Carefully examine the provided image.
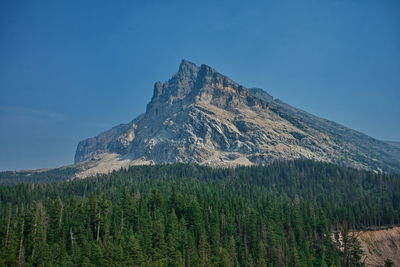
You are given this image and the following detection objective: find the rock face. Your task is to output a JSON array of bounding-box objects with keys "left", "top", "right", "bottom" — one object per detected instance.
[
  {"left": 386, "top": 141, "right": 400, "bottom": 149},
  {"left": 356, "top": 226, "right": 400, "bottom": 267},
  {"left": 74, "top": 60, "right": 400, "bottom": 173}
]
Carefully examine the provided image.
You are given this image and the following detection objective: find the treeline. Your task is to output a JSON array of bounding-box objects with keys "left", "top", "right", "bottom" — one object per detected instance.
[
  {"left": 1, "top": 160, "right": 399, "bottom": 266},
  {"left": 0, "top": 166, "right": 77, "bottom": 185}
]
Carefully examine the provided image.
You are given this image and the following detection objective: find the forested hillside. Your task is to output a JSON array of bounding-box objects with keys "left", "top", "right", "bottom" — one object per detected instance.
[
  {"left": 0, "top": 166, "right": 78, "bottom": 185},
  {"left": 1, "top": 160, "right": 400, "bottom": 266}
]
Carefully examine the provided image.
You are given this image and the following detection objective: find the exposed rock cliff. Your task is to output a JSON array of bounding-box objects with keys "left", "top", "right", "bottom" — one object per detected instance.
[
  {"left": 357, "top": 227, "right": 400, "bottom": 266},
  {"left": 74, "top": 60, "right": 400, "bottom": 175}
]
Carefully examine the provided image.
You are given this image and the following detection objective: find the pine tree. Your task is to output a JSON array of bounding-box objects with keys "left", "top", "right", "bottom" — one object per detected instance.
[{"left": 127, "top": 235, "right": 144, "bottom": 266}]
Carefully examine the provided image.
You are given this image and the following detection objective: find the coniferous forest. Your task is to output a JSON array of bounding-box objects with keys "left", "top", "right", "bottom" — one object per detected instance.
[{"left": 1, "top": 160, "right": 400, "bottom": 266}]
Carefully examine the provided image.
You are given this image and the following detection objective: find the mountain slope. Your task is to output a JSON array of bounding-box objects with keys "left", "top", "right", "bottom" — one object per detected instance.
[
  {"left": 386, "top": 141, "right": 400, "bottom": 149},
  {"left": 74, "top": 60, "right": 400, "bottom": 175}
]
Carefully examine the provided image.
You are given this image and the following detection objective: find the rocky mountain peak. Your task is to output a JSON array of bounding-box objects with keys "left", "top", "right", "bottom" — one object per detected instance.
[
  {"left": 74, "top": 60, "right": 400, "bottom": 176},
  {"left": 149, "top": 60, "right": 199, "bottom": 104},
  {"left": 178, "top": 59, "right": 199, "bottom": 77},
  {"left": 196, "top": 63, "right": 239, "bottom": 91},
  {"left": 148, "top": 60, "right": 245, "bottom": 113}
]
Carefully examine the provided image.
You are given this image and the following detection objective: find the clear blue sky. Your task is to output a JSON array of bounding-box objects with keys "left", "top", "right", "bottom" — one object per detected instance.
[{"left": 1, "top": 0, "right": 399, "bottom": 171}]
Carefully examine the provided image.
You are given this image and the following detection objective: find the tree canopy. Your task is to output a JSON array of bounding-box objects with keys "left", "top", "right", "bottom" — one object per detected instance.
[{"left": 1, "top": 160, "right": 399, "bottom": 266}]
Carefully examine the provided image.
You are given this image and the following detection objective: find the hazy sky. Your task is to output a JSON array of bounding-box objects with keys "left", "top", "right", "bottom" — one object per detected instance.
[{"left": 1, "top": 0, "right": 399, "bottom": 170}]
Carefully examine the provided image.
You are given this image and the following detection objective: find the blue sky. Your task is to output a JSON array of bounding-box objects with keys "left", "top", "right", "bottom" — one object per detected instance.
[{"left": 1, "top": 0, "right": 399, "bottom": 170}]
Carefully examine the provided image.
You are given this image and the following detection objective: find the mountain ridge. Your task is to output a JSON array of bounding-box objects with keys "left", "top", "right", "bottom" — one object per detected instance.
[{"left": 74, "top": 60, "right": 400, "bottom": 176}]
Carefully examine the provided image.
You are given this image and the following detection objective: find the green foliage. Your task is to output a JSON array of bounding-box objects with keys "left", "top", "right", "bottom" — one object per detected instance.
[{"left": 0, "top": 160, "right": 399, "bottom": 266}]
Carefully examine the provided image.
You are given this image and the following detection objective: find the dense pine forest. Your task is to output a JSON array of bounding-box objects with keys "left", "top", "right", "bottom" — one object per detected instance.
[{"left": 1, "top": 160, "right": 400, "bottom": 266}]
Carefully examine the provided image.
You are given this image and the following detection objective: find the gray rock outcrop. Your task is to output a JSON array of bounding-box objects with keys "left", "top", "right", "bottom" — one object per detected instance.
[{"left": 74, "top": 60, "right": 400, "bottom": 173}]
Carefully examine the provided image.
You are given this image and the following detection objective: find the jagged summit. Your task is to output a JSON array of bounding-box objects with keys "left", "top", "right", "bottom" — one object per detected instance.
[
  {"left": 153, "top": 60, "right": 239, "bottom": 98},
  {"left": 74, "top": 60, "right": 400, "bottom": 177},
  {"left": 178, "top": 59, "right": 199, "bottom": 75}
]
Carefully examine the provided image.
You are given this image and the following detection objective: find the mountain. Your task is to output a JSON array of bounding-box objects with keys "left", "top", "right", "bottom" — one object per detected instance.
[
  {"left": 74, "top": 60, "right": 400, "bottom": 176},
  {"left": 386, "top": 141, "right": 400, "bottom": 149},
  {"left": 0, "top": 166, "right": 78, "bottom": 184}
]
